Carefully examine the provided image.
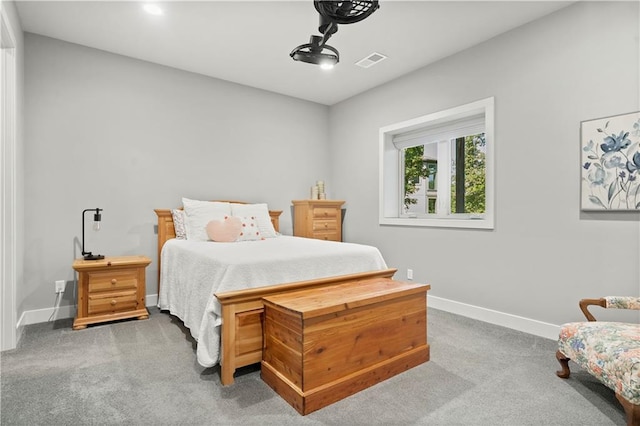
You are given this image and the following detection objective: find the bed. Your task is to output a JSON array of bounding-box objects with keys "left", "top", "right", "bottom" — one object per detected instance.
[{"left": 154, "top": 201, "right": 394, "bottom": 385}]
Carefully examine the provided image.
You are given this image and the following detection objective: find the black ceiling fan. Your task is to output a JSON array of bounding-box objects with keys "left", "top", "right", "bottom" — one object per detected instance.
[{"left": 290, "top": 1, "right": 380, "bottom": 69}]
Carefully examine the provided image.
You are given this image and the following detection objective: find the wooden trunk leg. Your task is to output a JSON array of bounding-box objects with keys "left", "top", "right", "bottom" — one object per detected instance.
[
  {"left": 616, "top": 393, "right": 640, "bottom": 426},
  {"left": 555, "top": 350, "right": 571, "bottom": 379}
]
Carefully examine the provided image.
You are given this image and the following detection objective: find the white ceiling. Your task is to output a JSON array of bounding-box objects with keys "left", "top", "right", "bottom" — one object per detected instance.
[{"left": 15, "top": 1, "right": 573, "bottom": 105}]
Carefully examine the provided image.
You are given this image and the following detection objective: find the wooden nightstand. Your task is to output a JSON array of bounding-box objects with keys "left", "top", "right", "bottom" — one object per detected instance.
[
  {"left": 292, "top": 200, "right": 345, "bottom": 242},
  {"left": 72, "top": 255, "right": 151, "bottom": 330}
]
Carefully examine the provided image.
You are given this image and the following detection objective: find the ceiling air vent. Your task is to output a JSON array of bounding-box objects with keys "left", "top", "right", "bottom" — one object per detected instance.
[{"left": 355, "top": 52, "right": 387, "bottom": 68}]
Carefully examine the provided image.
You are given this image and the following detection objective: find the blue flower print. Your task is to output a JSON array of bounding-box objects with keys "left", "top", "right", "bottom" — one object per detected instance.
[
  {"left": 627, "top": 151, "right": 640, "bottom": 173},
  {"left": 583, "top": 112, "right": 640, "bottom": 210},
  {"left": 587, "top": 167, "right": 607, "bottom": 187},
  {"left": 601, "top": 131, "right": 631, "bottom": 153},
  {"left": 570, "top": 339, "right": 585, "bottom": 352},
  {"left": 603, "top": 153, "right": 626, "bottom": 169}
]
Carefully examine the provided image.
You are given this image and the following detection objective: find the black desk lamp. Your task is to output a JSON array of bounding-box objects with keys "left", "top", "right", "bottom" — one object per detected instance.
[{"left": 82, "top": 208, "right": 104, "bottom": 260}]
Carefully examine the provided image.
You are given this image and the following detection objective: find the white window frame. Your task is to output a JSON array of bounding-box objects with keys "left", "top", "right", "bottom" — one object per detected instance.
[{"left": 379, "top": 97, "right": 495, "bottom": 229}]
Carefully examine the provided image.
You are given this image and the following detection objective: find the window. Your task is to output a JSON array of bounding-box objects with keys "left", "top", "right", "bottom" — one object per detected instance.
[{"left": 379, "top": 98, "right": 494, "bottom": 229}]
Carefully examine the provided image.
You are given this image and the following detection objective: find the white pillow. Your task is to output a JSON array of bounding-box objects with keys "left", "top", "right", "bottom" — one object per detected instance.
[
  {"left": 182, "top": 198, "right": 232, "bottom": 241},
  {"left": 230, "top": 203, "right": 277, "bottom": 238},
  {"left": 236, "top": 216, "right": 263, "bottom": 241}
]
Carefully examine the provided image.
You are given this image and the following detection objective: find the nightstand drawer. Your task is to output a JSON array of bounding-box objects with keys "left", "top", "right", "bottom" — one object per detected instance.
[
  {"left": 313, "top": 207, "right": 339, "bottom": 218},
  {"left": 312, "top": 219, "right": 338, "bottom": 232},
  {"left": 88, "top": 290, "right": 138, "bottom": 315},
  {"left": 87, "top": 270, "right": 138, "bottom": 293}
]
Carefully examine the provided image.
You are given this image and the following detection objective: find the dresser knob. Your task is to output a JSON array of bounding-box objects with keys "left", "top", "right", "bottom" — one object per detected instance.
[
  {"left": 324, "top": 223, "right": 328, "bottom": 228},
  {"left": 110, "top": 300, "right": 117, "bottom": 306},
  {"left": 111, "top": 279, "right": 117, "bottom": 285}
]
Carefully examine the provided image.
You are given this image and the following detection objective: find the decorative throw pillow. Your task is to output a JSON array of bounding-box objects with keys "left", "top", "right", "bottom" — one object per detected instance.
[
  {"left": 206, "top": 216, "right": 242, "bottom": 242},
  {"left": 230, "top": 203, "right": 277, "bottom": 238},
  {"left": 236, "top": 216, "right": 262, "bottom": 241},
  {"left": 171, "top": 209, "right": 187, "bottom": 240},
  {"left": 182, "top": 198, "right": 232, "bottom": 241}
]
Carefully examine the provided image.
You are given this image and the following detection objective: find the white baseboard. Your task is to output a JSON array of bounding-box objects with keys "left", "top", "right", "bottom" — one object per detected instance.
[
  {"left": 146, "top": 293, "right": 158, "bottom": 308},
  {"left": 429, "top": 295, "right": 560, "bottom": 341},
  {"left": 17, "top": 294, "right": 159, "bottom": 328}
]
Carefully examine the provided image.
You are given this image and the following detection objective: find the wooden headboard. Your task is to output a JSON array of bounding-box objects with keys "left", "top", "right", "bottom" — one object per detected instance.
[{"left": 154, "top": 201, "right": 283, "bottom": 284}]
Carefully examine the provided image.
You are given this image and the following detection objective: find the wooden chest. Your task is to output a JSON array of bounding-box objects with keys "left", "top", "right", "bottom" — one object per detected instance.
[{"left": 261, "top": 278, "right": 430, "bottom": 415}]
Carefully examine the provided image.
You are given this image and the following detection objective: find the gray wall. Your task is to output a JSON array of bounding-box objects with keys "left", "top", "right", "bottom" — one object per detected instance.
[
  {"left": 330, "top": 1, "right": 640, "bottom": 326},
  {"left": 23, "top": 34, "right": 330, "bottom": 312}
]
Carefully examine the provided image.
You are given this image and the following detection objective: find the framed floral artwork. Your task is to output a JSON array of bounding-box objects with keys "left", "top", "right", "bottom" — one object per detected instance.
[{"left": 581, "top": 111, "right": 640, "bottom": 211}]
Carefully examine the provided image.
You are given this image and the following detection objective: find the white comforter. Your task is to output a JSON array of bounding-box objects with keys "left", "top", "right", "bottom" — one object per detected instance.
[{"left": 157, "top": 236, "right": 388, "bottom": 367}]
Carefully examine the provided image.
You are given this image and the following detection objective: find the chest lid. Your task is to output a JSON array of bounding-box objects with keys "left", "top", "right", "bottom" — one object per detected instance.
[{"left": 263, "top": 277, "right": 429, "bottom": 320}]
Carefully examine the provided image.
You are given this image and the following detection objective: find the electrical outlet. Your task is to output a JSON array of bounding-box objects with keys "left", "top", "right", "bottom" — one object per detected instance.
[
  {"left": 55, "top": 280, "right": 65, "bottom": 293},
  {"left": 407, "top": 269, "right": 413, "bottom": 280}
]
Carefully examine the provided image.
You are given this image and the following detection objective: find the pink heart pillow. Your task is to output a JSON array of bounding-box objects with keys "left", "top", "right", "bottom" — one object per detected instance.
[{"left": 206, "top": 216, "right": 242, "bottom": 242}]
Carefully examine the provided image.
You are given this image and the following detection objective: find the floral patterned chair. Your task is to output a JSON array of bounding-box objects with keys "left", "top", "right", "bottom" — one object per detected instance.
[{"left": 556, "top": 297, "right": 640, "bottom": 426}]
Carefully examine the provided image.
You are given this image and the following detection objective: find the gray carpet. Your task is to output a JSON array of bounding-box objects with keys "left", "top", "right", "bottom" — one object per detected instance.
[{"left": 0, "top": 307, "right": 626, "bottom": 425}]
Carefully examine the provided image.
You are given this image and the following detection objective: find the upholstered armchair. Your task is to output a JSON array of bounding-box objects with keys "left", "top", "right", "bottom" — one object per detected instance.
[{"left": 556, "top": 297, "right": 640, "bottom": 426}]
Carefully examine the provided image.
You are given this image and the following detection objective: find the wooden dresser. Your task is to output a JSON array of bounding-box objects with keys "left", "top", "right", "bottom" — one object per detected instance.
[
  {"left": 72, "top": 255, "right": 151, "bottom": 330},
  {"left": 292, "top": 199, "right": 344, "bottom": 242},
  {"left": 261, "top": 277, "right": 430, "bottom": 415}
]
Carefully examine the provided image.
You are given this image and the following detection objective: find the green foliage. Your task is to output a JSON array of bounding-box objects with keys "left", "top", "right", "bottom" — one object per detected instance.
[
  {"left": 451, "top": 134, "right": 486, "bottom": 213},
  {"left": 403, "top": 145, "right": 427, "bottom": 208},
  {"left": 403, "top": 134, "right": 485, "bottom": 213}
]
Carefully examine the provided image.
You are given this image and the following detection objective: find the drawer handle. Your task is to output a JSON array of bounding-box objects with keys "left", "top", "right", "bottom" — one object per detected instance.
[
  {"left": 111, "top": 279, "right": 117, "bottom": 285},
  {"left": 324, "top": 236, "right": 328, "bottom": 240},
  {"left": 324, "top": 223, "right": 328, "bottom": 228},
  {"left": 110, "top": 300, "right": 117, "bottom": 306}
]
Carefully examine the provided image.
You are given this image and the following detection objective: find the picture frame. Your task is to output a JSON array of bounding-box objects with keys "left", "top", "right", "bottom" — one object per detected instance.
[{"left": 580, "top": 111, "right": 640, "bottom": 211}]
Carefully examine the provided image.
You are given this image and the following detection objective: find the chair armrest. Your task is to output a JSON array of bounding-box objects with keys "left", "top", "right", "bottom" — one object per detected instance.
[
  {"left": 604, "top": 296, "right": 640, "bottom": 310},
  {"left": 579, "top": 297, "right": 640, "bottom": 321},
  {"left": 579, "top": 298, "right": 606, "bottom": 321}
]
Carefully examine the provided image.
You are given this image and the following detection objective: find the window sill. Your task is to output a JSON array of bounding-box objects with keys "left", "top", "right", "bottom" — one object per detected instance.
[{"left": 379, "top": 217, "right": 494, "bottom": 230}]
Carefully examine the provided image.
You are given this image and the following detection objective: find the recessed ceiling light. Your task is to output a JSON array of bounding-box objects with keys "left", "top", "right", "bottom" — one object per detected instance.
[
  {"left": 355, "top": 52, "right": 387, "bottom": 68},
  {"left": 143, "top": 4, "right": 164, "bottom": 16}
]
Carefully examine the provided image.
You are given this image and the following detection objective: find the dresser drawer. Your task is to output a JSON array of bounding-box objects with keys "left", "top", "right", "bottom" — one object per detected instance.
[
  {"left": 88, "top": 290, "right": 138, "bottom": 315},
  {"left": 87, "top": 269, "right": 138, "bottom": 293},
  {"left": 312, "top": 207, "right": 339, "bottom": 219},
  {"left": 312, "top": 231, "right": 340, "bottom": 241},
  {"left": 312, "top": 219, "right": 338, "bottom": 232}
]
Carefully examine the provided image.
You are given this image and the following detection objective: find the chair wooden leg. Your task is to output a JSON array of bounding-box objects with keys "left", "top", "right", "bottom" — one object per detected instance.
[
  {"left": 555, "top": 350, "right": 571, "bottom": 379},
  {"left": 616, "top": 393, "right": 640, "bottom": 426}
]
